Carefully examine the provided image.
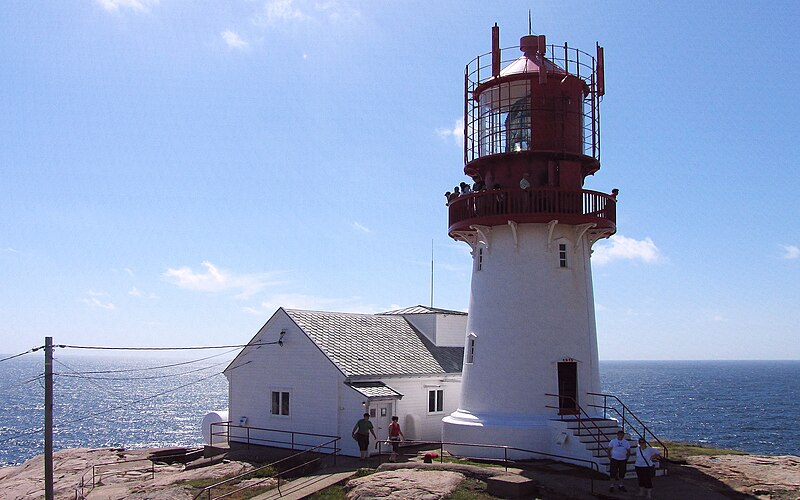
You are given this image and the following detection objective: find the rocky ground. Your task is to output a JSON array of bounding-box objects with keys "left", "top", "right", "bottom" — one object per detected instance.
[
  {"left": 0, "top": 447, "right": 257, "bottom": 499},
  {"left": 0, "top": 447, "right": 798, "bottom": 499},
  {"left": 681, "top": 455, "right": 800, "bottom": 499}
]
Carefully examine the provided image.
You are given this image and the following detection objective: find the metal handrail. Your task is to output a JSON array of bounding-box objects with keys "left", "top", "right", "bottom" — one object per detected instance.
[
  {"left": 193, "top": 436, "right": 340, "bottom": 500},
  {"left": 586, "top": 392, "right": 669, "bottom": 461},
  {"left": 543, "top": 393, "right": 608, "bottom": 458},
  {"left": 74, "top": 449, "right": 199, "bottom": 499},
  {"left": 447, "top": 187, "right": 616, "bottom": 233},
  {"left": 376, "top": 439, "right": 602, "bottom": 494},
  {"left": 210, "top": 421, "right": 339, "bottom": 455}
]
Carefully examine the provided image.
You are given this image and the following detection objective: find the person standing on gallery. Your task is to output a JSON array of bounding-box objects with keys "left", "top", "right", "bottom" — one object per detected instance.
[
  {"left": 634, "top": 437, "right": 662, "bottom": 498},
  {"left": 607, "top": 430, "right": 631, "bottom": 492},
  {"left": 387, "top": 415, "right": 405, "bottom": 462},
  {"left": 352, "top": 413, "right": 377, "bottom": 460}
]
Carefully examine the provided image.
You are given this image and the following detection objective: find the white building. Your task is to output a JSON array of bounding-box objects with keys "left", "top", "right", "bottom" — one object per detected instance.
[{"left": 223, "top": 306, "right": 465, "bottom": 457}]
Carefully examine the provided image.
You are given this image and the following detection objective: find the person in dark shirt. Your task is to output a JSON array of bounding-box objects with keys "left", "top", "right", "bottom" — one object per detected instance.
[{"left": 352, "top": 413, "right": 377, "bottom": 460}]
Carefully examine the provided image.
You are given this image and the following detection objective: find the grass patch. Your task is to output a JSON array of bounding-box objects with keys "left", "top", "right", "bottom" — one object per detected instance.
[
  {"left": 180, "top": 463, "right": 280, "bottom": 499},
  {"left": 249, "top": 465, "right": 278, "bottom": 478},
  {"left": 441, "top": 457, "right": 503, "bottom": 468},
  {"left": 662, "top": 440, "right": 748, "bottom": 460},
  {"left": 445, "top": 478, "right": 502, "bottom": 499},
  {"left": 353, "top": 467, "right": 377, "bottom": 478},
  {"left": 307, "top": 485, "right": 347, "bottom": 499}
]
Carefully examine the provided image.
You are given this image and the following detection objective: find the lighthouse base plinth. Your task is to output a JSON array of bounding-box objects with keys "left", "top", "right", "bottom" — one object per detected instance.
[
  {"left": 442, "top": 409, "right": 552, "bottom": 459},
  {"left": 442, "top": 409, "right": 610, "bottom": 469}
]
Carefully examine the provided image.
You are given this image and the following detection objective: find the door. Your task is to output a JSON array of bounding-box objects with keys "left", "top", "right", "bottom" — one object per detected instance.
[
  {"left": 373, "top": 402, "right": 394, "bottom": 442},
  {"left": 557, "top": 362, "right": 578, "bottom": 415}
]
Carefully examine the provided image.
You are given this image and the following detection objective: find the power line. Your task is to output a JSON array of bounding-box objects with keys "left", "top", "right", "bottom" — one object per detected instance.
[
  {"left": 53, "top": 358, "right": 127, "bottom": 408},
  {"left": 54, "top": 371, "right": 223, "bottom": 427},
  {"left": 0, "top": 346, "right": 45, "bottom": 363},
  {"left": 0, "top": 370, "right": 225, "bottom": 446},
  {"left": 54, "top": 358, "right": 230, "bottom": 381},
  {"left": 58, "top": 340, "right": 281, "bottom": 351},
  {"left": 60, "top": 347, "right": 239, "bottom": 375},
  {"left": 0, "top": 426, "right": 47, "bottom": 445},
  {"left": 0, "top": 372, "right": 44, "bottom": 393}
]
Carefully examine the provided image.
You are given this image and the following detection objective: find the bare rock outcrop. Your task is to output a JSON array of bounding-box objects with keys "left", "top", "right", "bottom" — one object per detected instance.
[
  {"left": 685, "top": 455, "right": 800, "bottom": 498},
  {"left": 345, "top": 469, "right": 465, "bottom": 500},
  {"left": 0, "top": 448, "right": 254, "bottom": 500}
]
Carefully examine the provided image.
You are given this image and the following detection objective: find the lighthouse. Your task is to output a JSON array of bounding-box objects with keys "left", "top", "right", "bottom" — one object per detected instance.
[{"left": 442, "top": 25, "right": 616, "bottom": 458}]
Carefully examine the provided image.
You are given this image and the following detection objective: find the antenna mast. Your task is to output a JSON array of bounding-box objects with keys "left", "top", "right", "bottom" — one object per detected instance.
[
  {"left": 430, "top": 240, "right": 434, "bottom": 307},
  {"left": 528, "top": 9, "right": 532, "bottom": 35}
]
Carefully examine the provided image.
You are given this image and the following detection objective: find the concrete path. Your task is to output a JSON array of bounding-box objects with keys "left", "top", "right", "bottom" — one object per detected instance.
[{"left": 250, "top": 468, "right": 356, "bottom": 500}]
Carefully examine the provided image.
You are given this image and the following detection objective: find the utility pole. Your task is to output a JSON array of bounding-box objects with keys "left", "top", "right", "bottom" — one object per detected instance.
[{"left": 44, "top": 336, "right": 53, "bottom": 500}]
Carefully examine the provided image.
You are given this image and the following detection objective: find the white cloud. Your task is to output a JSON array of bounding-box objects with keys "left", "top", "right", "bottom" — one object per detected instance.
[
  {"left": 436, "top": 117, "right": 464, "bottom": 146},
  {"left": 96, "top": 0, "right": 158, "bottom": 13},
  {"left": 243, "top": 293, "right": 380, "bottom": 316},
  {"left": 163, "top": 261, "right": 280, "bottom": 299},
  {"left": 221, "top": 30, "right": 250, "bottom": 50},
  {"left": 352, "top": 221, "right": 370, "bottom": 233},
  {"left": 780, "top": 244, "right": 800, "bottom": 260},
  {"left": 711, "top": 313, "right": 728, "bottom": 322},
  {"left": 315, "top": 0, "right": 361, "bottom": 23},
  {"left": 257, "top": 0, "right": 309, "bottom": 24},
  {"left": 82, "top": 293, "right": 116, "bottom": 310},
  {"left": 592, "top": 235, "right": 661, "bottom": 265},
  {"left": 254, "top": 0, "right": 360, "bottom": 26},
  {"left": 129, "top": 286, "right": 143, "bottom": 297}
]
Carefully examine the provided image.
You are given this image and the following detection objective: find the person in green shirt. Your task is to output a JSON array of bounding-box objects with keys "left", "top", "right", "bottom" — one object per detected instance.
[{"left": 352, "top": 413, "right": 377, "bottom": 460}]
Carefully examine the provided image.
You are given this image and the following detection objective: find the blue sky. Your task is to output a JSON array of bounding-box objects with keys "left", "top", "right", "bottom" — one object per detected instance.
[{"left": 2, "top": 0, "right": 798, "bottom": 360}]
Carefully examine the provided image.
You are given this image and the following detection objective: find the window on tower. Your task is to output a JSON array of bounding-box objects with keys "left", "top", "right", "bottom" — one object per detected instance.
[
  {"left": 505, "top": 95, "right": 531, "bottom": 152},
  {"left": 476, "top": 247, "right": 484, "bottom": 271},
  {"left": 477, "top": 80, "right": 531, "bottom": 157},
  {"left": 559, "top": 243, "right": 568, "bottom": 268},
  {"left": 466, "top": 336, "right": 476, "bottom": 364}
]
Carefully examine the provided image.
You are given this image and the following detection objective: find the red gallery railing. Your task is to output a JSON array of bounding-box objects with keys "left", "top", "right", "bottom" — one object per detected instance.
[{"left": 448, "top": 188, "right": 616, "bottom": 233}]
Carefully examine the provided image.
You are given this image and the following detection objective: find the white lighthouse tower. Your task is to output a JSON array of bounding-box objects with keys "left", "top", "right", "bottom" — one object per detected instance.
[{"left": 442, "top": 25, "right": 616, "bottom": 457}]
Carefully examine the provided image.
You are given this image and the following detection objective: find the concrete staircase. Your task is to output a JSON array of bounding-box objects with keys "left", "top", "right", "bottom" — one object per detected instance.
[{"left": 558, "top": 417, "right": 667, "bottom": 478}]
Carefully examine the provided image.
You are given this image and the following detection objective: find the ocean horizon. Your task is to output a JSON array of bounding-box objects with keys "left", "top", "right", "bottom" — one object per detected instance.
[{"left": 1, "top": 356, "right": 797, "bottom": 467}]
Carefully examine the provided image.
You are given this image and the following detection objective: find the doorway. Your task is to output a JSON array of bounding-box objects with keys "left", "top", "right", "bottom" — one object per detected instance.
[
  {"left": 557, "top": 362, "right": 578, "bottom": 415},
  {"left": 372, "top": 402, "right": 394, "bottom": 442}
]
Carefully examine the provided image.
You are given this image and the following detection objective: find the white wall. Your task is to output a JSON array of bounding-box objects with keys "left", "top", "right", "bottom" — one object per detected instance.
[
  {"left": 226, "top": 310, "right": 343, "bottom": 451},
  {"left": 382, "top": 375, "right": 461, "bottom": 442},
  {"left": 455, "top": 223, "right": 602, "bottom": 418},
  {"left": 434, "top": 314, "right": 469, "bottom": 347},
  {"left": 403, "top": 314, "right": 436, "bottom": 343},
  {"left": 403, "top": 313, "right": 467, "bottom": 347}
]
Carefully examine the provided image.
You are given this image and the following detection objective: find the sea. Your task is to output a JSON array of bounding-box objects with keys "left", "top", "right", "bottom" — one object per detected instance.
[{"left": 0, "top": 356, "right": 798, "bottom": 467}]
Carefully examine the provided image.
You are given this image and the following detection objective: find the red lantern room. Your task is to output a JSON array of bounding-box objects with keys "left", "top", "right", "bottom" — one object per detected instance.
[{"left": 448, "top": 25, "right": 615, "bottom": 241}]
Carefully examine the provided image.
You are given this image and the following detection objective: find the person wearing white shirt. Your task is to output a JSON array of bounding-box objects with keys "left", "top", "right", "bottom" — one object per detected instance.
[
  {"left": 607, "top": 430, "right": 631, "bottom": 492},
  {"left": 634, "top": 437, "right": 662, "bottom": 498}
]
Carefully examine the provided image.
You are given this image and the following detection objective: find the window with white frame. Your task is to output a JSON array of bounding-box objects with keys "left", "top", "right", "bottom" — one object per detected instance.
[
  {"left": 476, "top": 247, "right": 484, "bottom": 271},
  {"left": 271, "top": 391, "right": 290, "bottom": 416},
  {"left": 558, "top": 243, "right": 568, "bottom": 268},
  {"left": 466, "top": 336, "right": 476, "bottom": 364},
  {"left": 428, "top": 389, "right": 444, "bottom": 413}
]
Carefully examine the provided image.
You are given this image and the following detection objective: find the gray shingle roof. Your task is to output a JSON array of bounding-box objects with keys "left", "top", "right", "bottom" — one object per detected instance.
[
  {"left": 284, "top": 309, "right": 464, "bottom": 377},
  {"left": 380, "top": 305, "right": 467, "bottom": 316}
]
